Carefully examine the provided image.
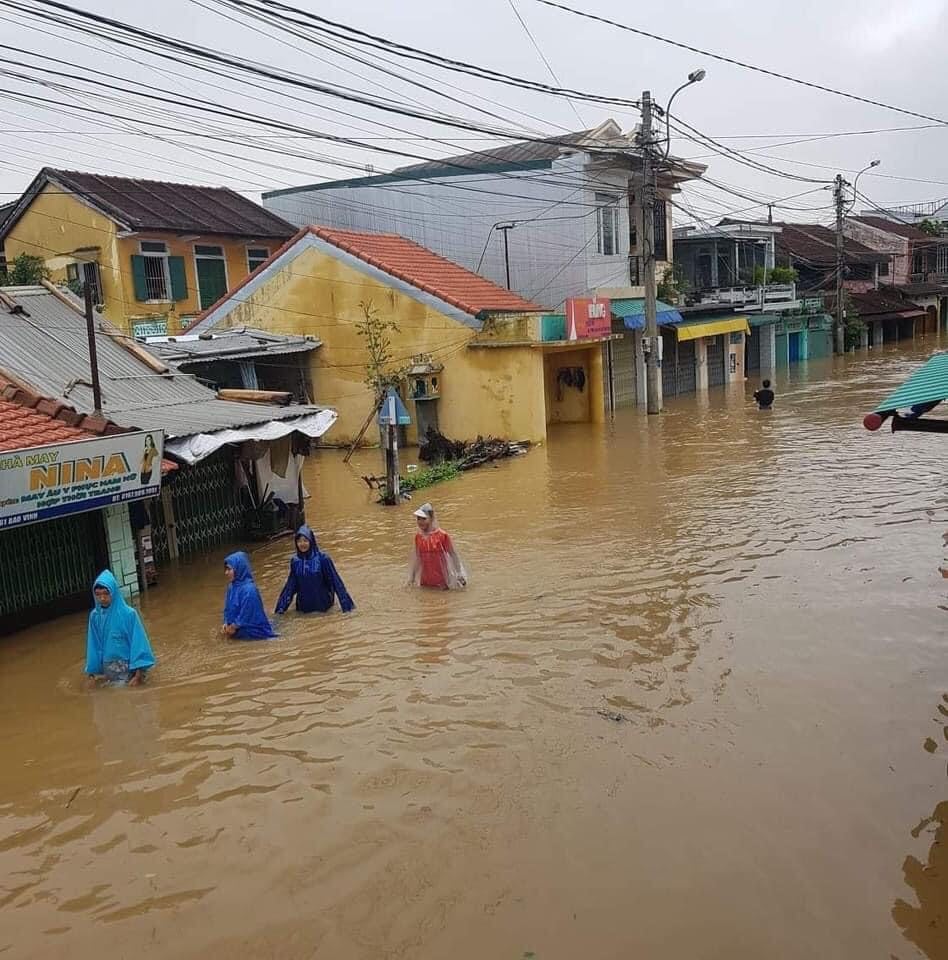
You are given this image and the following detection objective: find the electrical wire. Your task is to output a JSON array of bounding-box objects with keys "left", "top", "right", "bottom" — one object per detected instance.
[{"left": 534, "top": 0, "right": 948, "bottom": 125}]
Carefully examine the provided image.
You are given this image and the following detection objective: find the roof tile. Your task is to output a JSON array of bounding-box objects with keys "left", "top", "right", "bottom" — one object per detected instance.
[
  {"left": 312, "top": 226, "right": 545, "bottom": 314},
  {"left": 3, "top": 168, "right": 297, "bottom": 240}
]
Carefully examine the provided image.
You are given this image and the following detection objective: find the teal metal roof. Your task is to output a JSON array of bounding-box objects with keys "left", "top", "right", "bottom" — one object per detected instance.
[
  {"left": 874, "top": 352, "right": 948, "bottom": 412},
  {"left": 611, "top": 298, "right": 683, "bottom": 329}
]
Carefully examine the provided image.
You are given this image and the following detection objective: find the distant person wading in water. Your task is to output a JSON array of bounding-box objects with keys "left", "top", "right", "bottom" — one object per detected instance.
[
  {"left": 753, "top": 379, "right": 775, "bottom": 410},
  {"left": 408, "top": 503, "right": 468, "bottom": 590}
]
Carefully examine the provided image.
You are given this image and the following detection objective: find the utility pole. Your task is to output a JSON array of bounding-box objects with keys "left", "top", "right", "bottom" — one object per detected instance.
[
  {"left": 497, "top": 223, "right": 515, "bottom": 289},
  {"left": 640, "top": 90, "right": 662, "bottom": 415},
  {"left": 83, "top": 279, "right": 103, "bottom": 414},
  {"left": 834, "top": 173, "right": 846, "bottom": 355}
]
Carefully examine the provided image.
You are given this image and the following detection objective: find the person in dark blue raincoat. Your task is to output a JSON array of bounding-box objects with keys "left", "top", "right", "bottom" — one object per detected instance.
[
  {"left": 222, "top": 551, "right": 276, "bottom": 640},
  {"left": 86, "top": 570, "right": 156, "bottom": 686},
  {"left": 274, "top": 525, "right": 355, "bottom": 616}
]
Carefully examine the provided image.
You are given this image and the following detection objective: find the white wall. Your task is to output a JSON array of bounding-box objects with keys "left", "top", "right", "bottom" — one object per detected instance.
[{"left": 263, "top": 153, "right": 638, "bottom": 312}]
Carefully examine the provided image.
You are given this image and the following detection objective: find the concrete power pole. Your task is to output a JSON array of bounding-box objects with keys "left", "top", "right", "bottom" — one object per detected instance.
[
  {"left": 834, "top": 173, "right": 846, "bottom": 355},
  {"left": 640, "top": 90, "right": 662, "bottom": 414}
]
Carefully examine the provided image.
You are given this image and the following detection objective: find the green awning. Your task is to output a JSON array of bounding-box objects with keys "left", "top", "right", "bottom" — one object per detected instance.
[
  {"left": 748, "top": 313, "right": 781, "bottom": 328},
  {"left": 874, "top": 352, "right": 948, "bottom": 412}
]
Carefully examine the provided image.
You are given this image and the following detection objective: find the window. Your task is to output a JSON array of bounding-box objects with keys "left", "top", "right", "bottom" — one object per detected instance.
[
  {"left": 878, "top": 260, "right": 889, "bottom": 277},
  {"left": 131, "top": 242, "right": 186, "bottom": 303},
  {"left": 67, "top": 261, "right": 102, "bottom": 303},
  {"left": 140, "top": 241, "right": 171, "bottom": 300},
  {"left": 912, "top": 252, "right": 926, "bottom": 277},
  {"left": 938, "top": 245, "right": 948, "bottom": 274},
  {"left": 595, "top": 193, "right": 620, "bottom": 255},
  {"left": 194, "top": 244, "right": 229, "bottom": 311},
  {"left": 653, "top": 199, "right": 668, "bottom": 261},
  {"left": 247, "top": 247, "right": 269, "bottom": 272}
]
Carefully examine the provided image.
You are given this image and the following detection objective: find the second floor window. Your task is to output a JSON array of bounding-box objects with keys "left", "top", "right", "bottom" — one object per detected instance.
[
  {"left": 247, "top": 247, "right": 270, "bottom": 272},
  {"left": 596, "top": 193, "right": 620, "bottom": 256},
  {"left": 67, "top": 260, "right": 102, "bottom": 304},
  {"left": 653, "top": 199, "right": 668, "bottom": 261},
  {"left": 140, "top": 240, "right": 172, "bottom": 301},
  {"left": 131, "top": 241, "right": 187, "bottom": 303},
  {"left": 938, "top": 245, "right": 948, "bottom": 274}
]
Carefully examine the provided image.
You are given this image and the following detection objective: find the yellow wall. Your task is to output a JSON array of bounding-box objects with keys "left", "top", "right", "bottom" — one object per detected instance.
[
  {"left": 205, "top": 242, "right": 549, "bottom": 445},
  {"left": 542, "top": 344, "right": 606, "bottom": 424},
  {"left": 3, "top": 185, "right": 281, "bottom": 333},
  {"left": 3, "top": 184, "right": 123, "bottom": 322}
]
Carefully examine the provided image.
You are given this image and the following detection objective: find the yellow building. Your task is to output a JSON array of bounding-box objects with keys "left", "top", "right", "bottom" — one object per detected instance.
[
  {"left": 187, "top": 226, "right": 613, "bottom": 445},
  {"left": 0, "top": 168, "right": 295, "bottom": 336}
]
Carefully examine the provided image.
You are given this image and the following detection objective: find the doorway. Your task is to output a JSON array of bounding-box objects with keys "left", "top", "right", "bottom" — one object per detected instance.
[{"left": 788, "top": 331, "right": 802, "bottom": 364}]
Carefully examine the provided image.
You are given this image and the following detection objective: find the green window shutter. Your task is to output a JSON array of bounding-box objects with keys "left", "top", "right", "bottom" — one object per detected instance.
[
  {"left": 131, "top": 254, "right": 148, "bottom": 302},
  {"left": 169, "top": 256, "right": 187, "bottom": 301}
]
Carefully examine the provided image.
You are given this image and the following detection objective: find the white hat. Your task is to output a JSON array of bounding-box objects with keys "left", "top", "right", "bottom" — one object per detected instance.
[{"left": 413, "top": 502, "right": 434, "bottom": 519}]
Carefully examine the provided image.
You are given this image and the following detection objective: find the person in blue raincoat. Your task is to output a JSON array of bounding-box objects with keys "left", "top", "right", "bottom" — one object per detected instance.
[
  {"left": 274, "top": 525, "right": 355, "bottom": 616},
  {"left": 221, "top": 551, "right": 276, "bottom": 640},
  {"left": 85, "top": 570, "right": 156, "bottom": 686}
]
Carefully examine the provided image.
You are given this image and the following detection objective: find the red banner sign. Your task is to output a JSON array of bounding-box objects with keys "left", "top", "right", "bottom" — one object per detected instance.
[{"left": 565, "top": 297, "right": 612, "bottom": 340}]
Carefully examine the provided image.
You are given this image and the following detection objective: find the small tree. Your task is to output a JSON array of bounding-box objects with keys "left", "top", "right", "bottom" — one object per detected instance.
[
  {"left": 919, "top": 218, "right": 941, "bottom": 237},
  {"left": 6, "top": 253, "right": 49, "bottom": 286},
  {"left": 355, "top": 300, "right": 407, "bottom": 400}
]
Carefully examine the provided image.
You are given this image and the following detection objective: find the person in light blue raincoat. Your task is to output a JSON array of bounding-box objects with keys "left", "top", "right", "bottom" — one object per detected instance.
[
  {"left": 274, "top": 525, "right": 355, "bottom": 616},
  {"left": 85, "top": 570, "right": 156, "bottom": 686},
  {"left": 222, "top": 551, "right": 276, "bottom": 640}
]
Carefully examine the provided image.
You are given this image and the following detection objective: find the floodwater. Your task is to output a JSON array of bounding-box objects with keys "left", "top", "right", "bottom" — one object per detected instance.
[{"left": 1, "top": 341, "right": 946, "bottom": 960}]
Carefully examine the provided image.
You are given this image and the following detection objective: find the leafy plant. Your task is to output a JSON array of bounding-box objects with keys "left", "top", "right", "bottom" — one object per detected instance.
[
  {"left": 6, "top": 252, "right": 49, "bottom": 286},
  {"left": 752, "top": 264, "right": 797, "bottom": 285},
  {"left": 919, "top": 218, "right": 941, "bottom": 237},
  {"left": 656, "top": 265, "right": 678, "bottom": 301},
  {"left": 355, "top": 299, "right": 407, "bottom": 399},
  {"left": 398, "top": 460, "right": 461, "bottom": 493}
]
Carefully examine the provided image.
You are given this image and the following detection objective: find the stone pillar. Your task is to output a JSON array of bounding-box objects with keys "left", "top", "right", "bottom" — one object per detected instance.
[
  {"left": 104, "top": 504, "right": 139, "bottom": 600},
  {"left": 695, "top": 336, "right": 709, "bottom": 392},
  {"left": 859, "top": 325, "right": 870, "bottom": 350},
  {"left": 872, "top": 321, "right": 884, "bottom": 348},
  {"left": 760, "top": 322, "right": 777, "bottom": 374}
]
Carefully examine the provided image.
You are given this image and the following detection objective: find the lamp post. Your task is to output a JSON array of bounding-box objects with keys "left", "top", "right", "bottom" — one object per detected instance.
[
  {"left": 835, "top": 160, "right": 881, "bottom": 353},
  {"left": 641, "top": 68, "right": 706, "bottom": 414}
]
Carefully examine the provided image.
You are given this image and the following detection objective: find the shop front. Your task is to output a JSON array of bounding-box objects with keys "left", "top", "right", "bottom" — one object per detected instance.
[{"left": 0, "top": 428, "right": 164, "bottom": 632}]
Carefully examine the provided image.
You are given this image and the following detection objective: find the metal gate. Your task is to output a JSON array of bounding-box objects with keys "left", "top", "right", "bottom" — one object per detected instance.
[
  {"left": 612, "top": 332, "right": 637, "bottom": 406},
  {"left": 0, "top": 510, "right": 105, "bottom": 630},
  {"left": 707, "top": 335, "right": 726, "bottom": 387},
  {"left": 746, "top": 327, "right": 761, "bottom": 372},
  {"left": 151, "top": 449, "right": 244, "bottom": 563},
  {"left": 662, "top": 332, "right": 697, "bottom": 397}
]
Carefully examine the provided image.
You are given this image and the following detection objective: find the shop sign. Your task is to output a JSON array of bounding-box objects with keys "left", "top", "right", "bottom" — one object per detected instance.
[
  {"left": 565, "top": 297, "right": 612, "bottom": 340},
  {"left": 0, "top": 430, "right": 164, "bottom": 530},
  {"left": 132, "top": 319, "right": 168, "bottom": 338}
]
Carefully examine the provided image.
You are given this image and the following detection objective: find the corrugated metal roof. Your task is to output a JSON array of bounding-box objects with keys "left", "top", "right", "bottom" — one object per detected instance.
[
  {"left": 145, "top": 327, "right": 320, "bottom": 364},
  {"left": 0, "top": 287, "right": 331, "bottom": 440},
  {"left": 875, "top": 352, "right": 948, "bottom": 412}
]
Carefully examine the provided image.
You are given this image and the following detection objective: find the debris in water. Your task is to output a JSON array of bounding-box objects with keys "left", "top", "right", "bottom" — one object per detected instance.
[
  {"left": 597, "top": 709, "right": 630, "bottom": 723},
  {"left": 64, "top": 787, "right": 80, "bottom": 808}
]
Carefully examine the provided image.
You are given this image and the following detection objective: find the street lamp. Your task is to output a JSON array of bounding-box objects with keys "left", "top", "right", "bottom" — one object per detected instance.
[
  {"left": 850, "top": 159, "right": 881, "bottom": 211},
  {"left": 663, "top": 68, "right": 706, "bottom": 159}
]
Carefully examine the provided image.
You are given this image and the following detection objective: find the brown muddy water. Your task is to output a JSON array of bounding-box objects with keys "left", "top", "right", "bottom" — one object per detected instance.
[{"left": 1, "top": 342, "right": 946, "bottom": 959}]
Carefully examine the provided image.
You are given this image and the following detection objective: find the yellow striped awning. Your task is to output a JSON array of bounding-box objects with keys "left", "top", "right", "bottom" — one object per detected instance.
[{"left": 676, "top": 317, "right": 750, "bottom": 341}]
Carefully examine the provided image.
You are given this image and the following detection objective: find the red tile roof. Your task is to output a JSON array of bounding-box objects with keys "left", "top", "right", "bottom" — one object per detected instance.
[
  {"left": 0, "top": 397, "right": 96, "bottom": 451},
  {"left": 0, "top": 378, "right": 176, "bottom": 473},
  {"left": 313, "top": 226, "right": 545, "bottom": 315}
]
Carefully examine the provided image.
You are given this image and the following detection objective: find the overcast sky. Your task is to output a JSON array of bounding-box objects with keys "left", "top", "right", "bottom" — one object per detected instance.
[{"left": 2, "top": 0, "right": 947, "bottom": 227}]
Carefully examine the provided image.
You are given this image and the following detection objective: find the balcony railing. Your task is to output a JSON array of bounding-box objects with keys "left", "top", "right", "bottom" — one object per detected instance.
[
  {"left": 697, "top": 283, "right": 797, "bottom": 310},
  {"left": 909, "top": 271, "right": 948, "bottom": 285}
]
